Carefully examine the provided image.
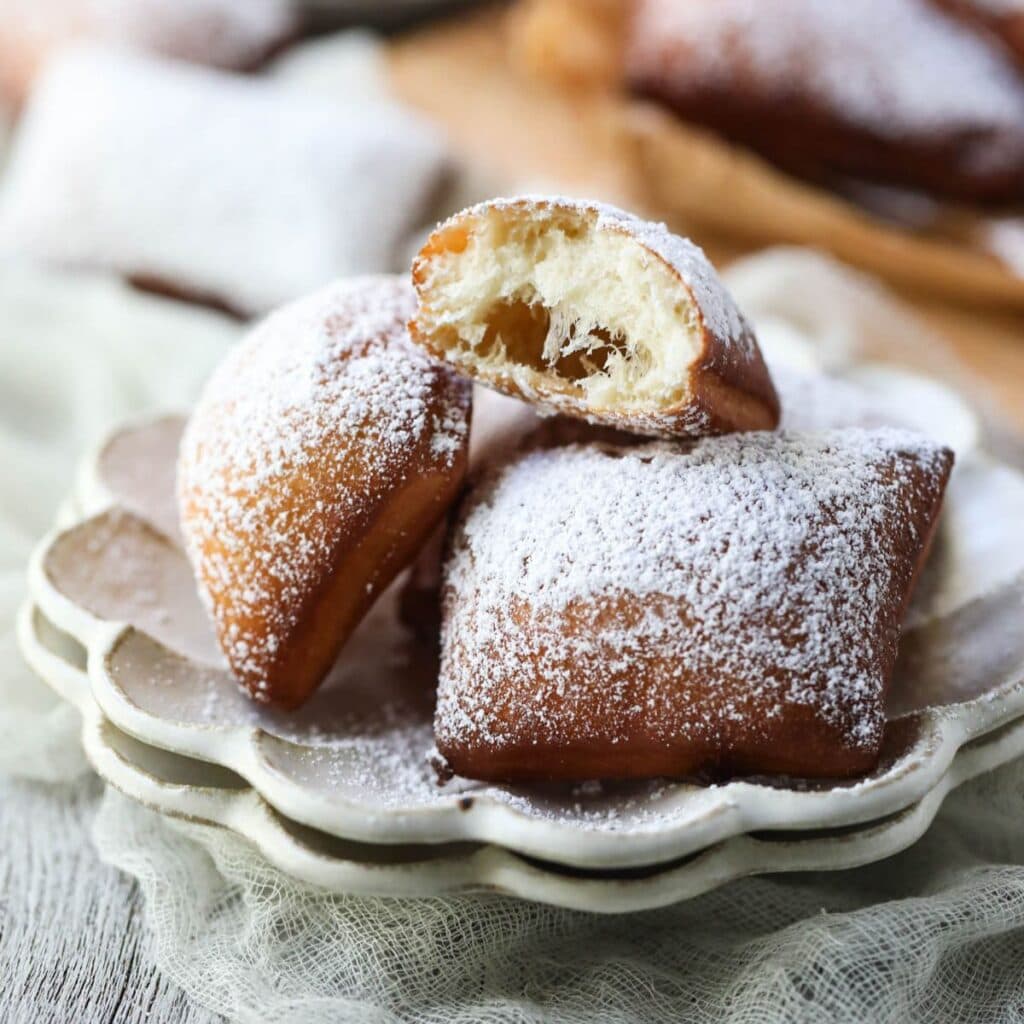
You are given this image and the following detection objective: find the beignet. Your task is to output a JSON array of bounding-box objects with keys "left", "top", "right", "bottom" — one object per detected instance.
[
  {"left": 436, "top": 429, "right": 953, "bottom": 782},
  {"left": 0, "top": 46, "right": 448, "bottom": 317},
  {"left": 178, "top": 276, "right": 471, "bottom": 709},
  {"left": 410, "top": 196, "right": 779, "bottom": 439},
  {"left": 626, "top": 0, "right": 1024, "bottom": 203}
]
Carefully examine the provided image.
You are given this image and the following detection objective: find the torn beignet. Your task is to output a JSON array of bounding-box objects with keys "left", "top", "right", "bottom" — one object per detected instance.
[{"left": 410, "top": 196, "right": 779, "bottom": 439}]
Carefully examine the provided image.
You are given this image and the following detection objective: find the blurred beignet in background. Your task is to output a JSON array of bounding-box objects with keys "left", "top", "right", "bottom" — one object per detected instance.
[
  {"left": 437, "top": 429, "right": 953, "bottom": 782},
  {"left": 411, "top": 196, "right": 779, "bottom": 438},
  {"left": 178, "top": 276, "right": 470, "bottom": 709},
  {"left": 626, "top": 0, "right": 1024, "bottom": 203},
  {"left": 0, "top": 46, "right": 448, "bottom": 317},
  {"left": 0, "top": 0, "right": 296, "bottom": 108}
]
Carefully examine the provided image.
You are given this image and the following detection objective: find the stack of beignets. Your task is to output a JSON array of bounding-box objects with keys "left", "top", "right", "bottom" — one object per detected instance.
[{"left": 180, "top": 196, "right": 953, "bottom": 784}]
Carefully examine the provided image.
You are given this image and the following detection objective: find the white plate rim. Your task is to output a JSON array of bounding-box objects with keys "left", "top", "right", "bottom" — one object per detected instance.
[
  {"left": 18, "top": 598, "right": 1023, "bottom": 914},
  {"left": 21, "top": 412, "right": 1024, "bottom": 869}
]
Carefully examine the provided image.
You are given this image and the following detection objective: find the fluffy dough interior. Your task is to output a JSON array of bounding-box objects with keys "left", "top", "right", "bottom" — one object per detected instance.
[{"left": 420, "top": 210, "right": 704, "bottom": 411}]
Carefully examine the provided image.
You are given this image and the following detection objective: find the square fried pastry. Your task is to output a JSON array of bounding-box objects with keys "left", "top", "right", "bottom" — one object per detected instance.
[
  {"left": 436, "top": 428, "right": 953, "bottom": 782},
  {"left": 0, "top": 46, "right": 448, "bottom": 317}
]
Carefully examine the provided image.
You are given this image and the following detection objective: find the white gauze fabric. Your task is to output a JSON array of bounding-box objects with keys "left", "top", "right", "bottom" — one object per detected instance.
[
  {"left": 91, "top": 756, "right": 1024, "bottom": 1024},
  {"left": 2, "top": 248, "right": 1024, "bottom": 1022}
]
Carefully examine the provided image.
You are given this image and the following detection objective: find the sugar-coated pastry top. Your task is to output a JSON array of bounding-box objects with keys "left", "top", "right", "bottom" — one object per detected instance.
[
  {"left": 627, "top": 0, "right": 1024, "bottom": 199},
  {"left": 629, "top": 0, "right": 1024, "bottom": 137},
  {"left": 932, "top": 0, "right": 1024, "bottom": 59},
  {"left": 411, "top": 195, "right": 779, "bottom": 438},
  {"left": 438, "top": 429, "right": 953, "bottom": 763},
  {"left": 0, "top": 46, "right": 448, "bottom": 316},
  {"left": 87, "top": 0, "right": 294, "bottom": 66},
  {"left": 179, "top": 276, "right": 470, "bottom": 698}
]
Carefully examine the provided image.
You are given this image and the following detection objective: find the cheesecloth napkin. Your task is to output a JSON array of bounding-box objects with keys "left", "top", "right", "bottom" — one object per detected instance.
[{"left": 3, "top": 252, "right": 1024, "bottom": 1024}]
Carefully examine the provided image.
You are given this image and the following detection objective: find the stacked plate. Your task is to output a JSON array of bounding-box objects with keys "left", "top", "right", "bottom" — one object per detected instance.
[{"left": 19, "top": 360, "right": 1024, "bottom": 913}]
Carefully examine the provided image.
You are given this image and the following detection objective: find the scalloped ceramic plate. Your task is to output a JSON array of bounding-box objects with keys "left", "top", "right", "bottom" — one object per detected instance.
[
  {"left": 19, "top": 599, "right": 1024, "bottom": 912},
  {"left": 26, "top": 374, "right": 1024, "bottom": 870}
]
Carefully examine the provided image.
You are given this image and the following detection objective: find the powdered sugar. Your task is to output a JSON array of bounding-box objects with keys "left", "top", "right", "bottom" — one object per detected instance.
[
  {"left": 628, "top": 0, "right": 1024, "bottom": 145},
  {"left": 85, "top": 0, "right": 295, "bottom": 67},
  {"left": 178, "top": 275, "right": 470, "bottom": 693},
  {"left": 439, "top": 429, "right": 952, "bottom": 762},
  {"left": 0, "top": 45, "right": 449, "bottom": 316},
  {"left": 983, "top": 216, "right": 1024, "bottom": 277},
  {"left": 591, "top": 202, "right": 751, "bottom": 349}
]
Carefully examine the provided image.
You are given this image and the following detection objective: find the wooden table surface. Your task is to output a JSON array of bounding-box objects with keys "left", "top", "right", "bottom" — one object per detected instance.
[{"left": 0, "top": 776, "right": 220, "bottom": 1024}]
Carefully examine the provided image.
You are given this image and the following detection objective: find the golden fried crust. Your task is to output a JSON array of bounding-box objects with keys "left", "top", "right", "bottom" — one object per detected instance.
[
  {"left": 410, "top": 196, "right": 779, "bottom": 439},
  {"left": 436, "top": 430, "right": 953, "bottom": 783},
  {"left": 179, "top": 276, "right": 470, "bottom": 709}
]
